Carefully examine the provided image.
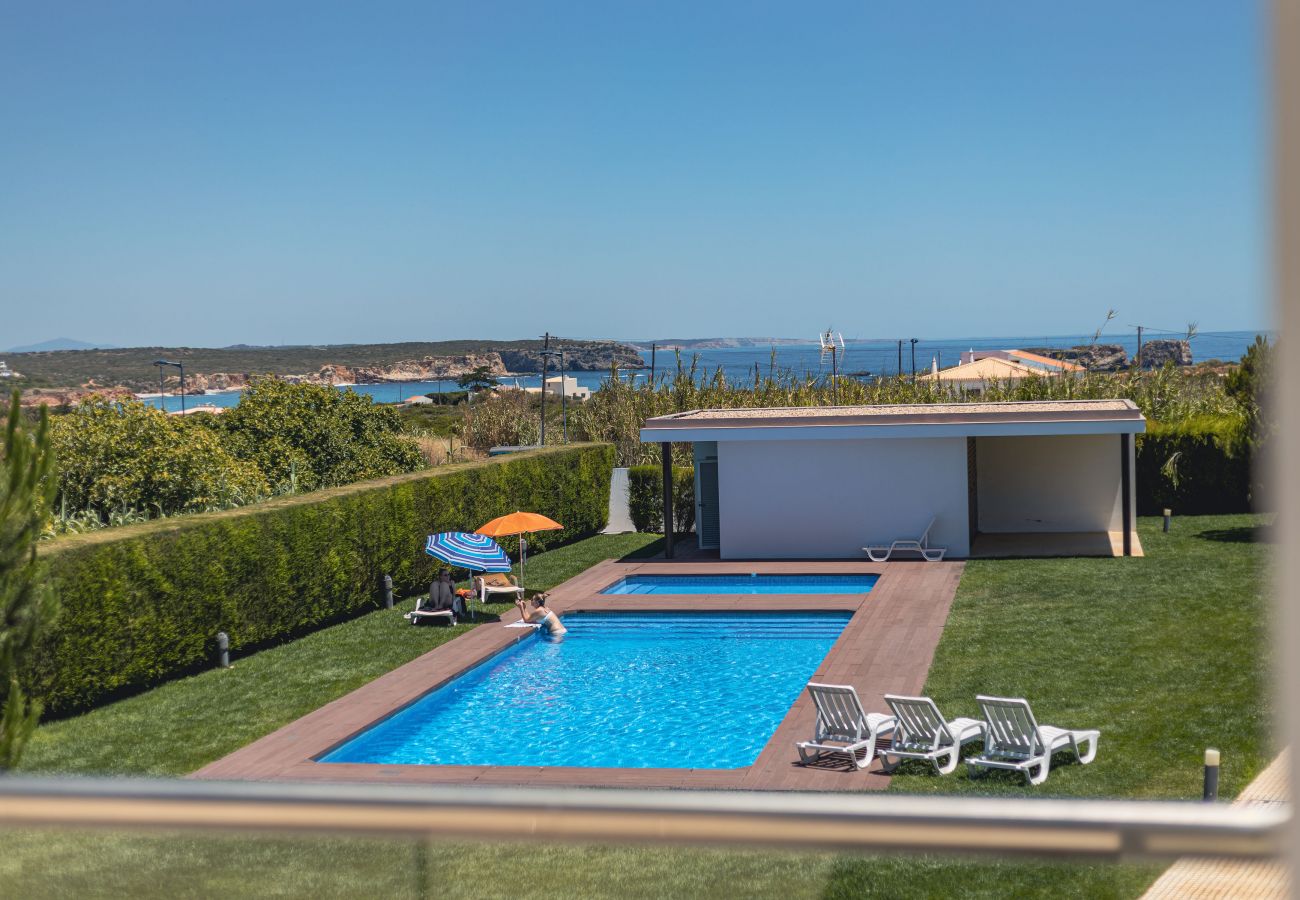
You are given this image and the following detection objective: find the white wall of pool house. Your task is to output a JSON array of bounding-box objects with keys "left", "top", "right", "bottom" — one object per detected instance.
[
  {"left": 975, "top": 434, "right": 1128, "bottom": 534},
  {"left": 717, "top": 437, "right": 972, "bottom": 559}
]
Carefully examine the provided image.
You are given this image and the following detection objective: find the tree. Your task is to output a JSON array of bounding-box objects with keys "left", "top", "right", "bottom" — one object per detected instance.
[
  {"left": 218, "top": 378, "right": 424, "bottom": 492},
  {"left": 49, "top": 398, "right": 268, "bottom": 519},
  {"left": 1, "top": 391, "right": 57, "bottom": 769},
  {"left": 1225, "top": 335, "right": 1273, "bottom": 433},
  {"left": 457, "top": 366, "right": 500, "bottom": 392}
]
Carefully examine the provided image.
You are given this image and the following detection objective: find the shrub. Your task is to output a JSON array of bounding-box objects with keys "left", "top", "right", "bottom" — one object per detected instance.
[
  {"left": 29, "top": 444, "right": 614, "bottom": 714},
  {"left": 627, "top": 465, "right": 695, "bottom": 533},
  {"left": 49, "top": 399, "right": 268, "bottom": 520},
  {"left": 1135, "top": 416, "right": 1252, "bottom": 515},
  {"left": 218, "top": 378, "right": 423, "bottom": 493},
  {"left": 424, "top": 390, "right": 469, "bottom": 406}
]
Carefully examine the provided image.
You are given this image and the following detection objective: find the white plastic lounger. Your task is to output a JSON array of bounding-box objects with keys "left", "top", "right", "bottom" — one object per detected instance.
[
  {"left": 404, "top": 606, "right": 455, "bottom": 626},
  {"left": 476, "top": 573, "right": 524, "bottom": 604},
  {"left": 796, "top": 683, "right": 895, "bottom": 770},
  {"left": 967, "top": 695, "right": 1099, "bottom": 785},
  {"left": 864, "top": 517, "right": 946, "bottom": 562},
  {"left": 879, "top": 694, "right": 986, "bottom": 775}
]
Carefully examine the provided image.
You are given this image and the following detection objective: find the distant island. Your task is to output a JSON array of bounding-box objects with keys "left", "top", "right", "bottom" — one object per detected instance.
[
  {"left": 626, "top": 337, "right": 808, "bottom": 351},
  {"left": 7, "top": 337, "right": 119, "bottom": 353}
]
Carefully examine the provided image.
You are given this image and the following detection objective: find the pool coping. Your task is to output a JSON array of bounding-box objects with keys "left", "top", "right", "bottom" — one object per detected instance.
[{"left": 192, "top": 558, "right": 964, "bottom": 792}]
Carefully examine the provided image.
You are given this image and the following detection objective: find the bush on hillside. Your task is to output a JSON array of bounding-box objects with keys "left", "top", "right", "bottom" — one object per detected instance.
[
  {"left": 217, "top": 378, "right": 423, "bottom": 493},
  {"left": 49, "top": 399, "right": 268, "bottom": 520},
  {"left": 627, "top": 465, "right": 695, "bottom": 533},
  {"left": 29, "top": 443, "right": 614, "bottom": 714},
  {"left": 424, "top": 390, "right": 469, "bottom": 405}
]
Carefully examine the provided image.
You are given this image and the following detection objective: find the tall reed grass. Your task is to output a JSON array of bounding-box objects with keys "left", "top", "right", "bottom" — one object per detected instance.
[{"left": 464, "top": 356, "right": 1239, "bottom": 467}]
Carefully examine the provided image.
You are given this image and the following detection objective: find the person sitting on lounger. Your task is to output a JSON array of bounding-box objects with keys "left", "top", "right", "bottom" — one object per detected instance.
[
  {"left": 423, "top": 571, "right": 460, "bottom": 616},
  {"left": 515, "top": 593, "right": 566, "bottom": 635}
]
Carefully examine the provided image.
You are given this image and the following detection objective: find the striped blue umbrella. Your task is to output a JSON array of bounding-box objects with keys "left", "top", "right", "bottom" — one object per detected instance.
[{"left": 424, "top": 532, "right": 512, "bottom": 573}]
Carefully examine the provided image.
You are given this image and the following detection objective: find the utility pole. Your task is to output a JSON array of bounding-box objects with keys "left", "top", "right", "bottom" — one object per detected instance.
[
  {"left": 559, "top": 348, "right": 568, "bottom": 443},
  {"left": 830, "top": 342, "right": 839, "bottom": 405},
  {"left": 1135, "top": 326, "right": 1144, "bottom": 369},
  {"left": 650, "top": 343, "right": 656, "bottom": 384},
  {"left": 910, "top": 338, "right": 919, "bottom": 381},
  {"left": 539, "top": 332, "right": 549, "bottom": 446},
  {"left": 897, "top": 339, "right": 903, "bottom": 377}
]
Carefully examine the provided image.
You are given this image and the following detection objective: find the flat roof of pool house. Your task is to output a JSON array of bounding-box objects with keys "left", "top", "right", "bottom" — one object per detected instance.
[{"left": 639, "top": 399, "right": 1145, "bottom": 442}]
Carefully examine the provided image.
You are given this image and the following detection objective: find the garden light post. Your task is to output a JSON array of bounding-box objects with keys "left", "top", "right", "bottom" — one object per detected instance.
[{"left": 1204, "top": 748, "right": 1220, "bottom": 801}]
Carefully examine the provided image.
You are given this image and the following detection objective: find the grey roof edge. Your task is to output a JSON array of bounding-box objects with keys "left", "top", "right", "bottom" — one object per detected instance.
[{"left": 641, "top": 399, "right": 1145, "bottom": 431}]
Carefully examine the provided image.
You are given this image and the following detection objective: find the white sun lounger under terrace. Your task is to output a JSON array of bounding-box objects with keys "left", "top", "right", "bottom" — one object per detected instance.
[
  {"left": 795, "top": 683, "right": 896, "bottom": 770},
  {"left": 967, "top": 695, "right": 1100, "bottom": 785},
  {"left": 879, "top": 694, "right": 987, "bottom": 775},
  {"left": 863, "top": 516, "right": 946, "bottom": 562}
]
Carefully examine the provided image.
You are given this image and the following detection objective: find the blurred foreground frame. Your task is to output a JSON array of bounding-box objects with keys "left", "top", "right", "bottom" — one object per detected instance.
[
  {"left": 0, "top": 777, "right": 1286, "bottom": 862},
  {"left": 0, "top": 0, "right": 1294, "bottom": 884}
]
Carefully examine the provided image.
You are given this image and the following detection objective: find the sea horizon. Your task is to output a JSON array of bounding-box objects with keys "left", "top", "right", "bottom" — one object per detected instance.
[{"left": 139, "top": 328, "right": 1268, "bottom": 413}]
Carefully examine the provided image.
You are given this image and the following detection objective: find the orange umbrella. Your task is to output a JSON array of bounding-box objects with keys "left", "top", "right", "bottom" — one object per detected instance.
[{"left": 476, "top": 512, "right": 563, "bottom": 588}]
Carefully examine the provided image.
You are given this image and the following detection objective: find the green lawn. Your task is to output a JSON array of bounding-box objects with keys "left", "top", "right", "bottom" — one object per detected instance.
[{"left": 2, "top": 516, "right": 1272, "bottom": 899}]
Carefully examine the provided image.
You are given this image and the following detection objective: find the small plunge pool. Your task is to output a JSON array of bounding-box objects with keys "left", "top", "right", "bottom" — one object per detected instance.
[{"left": 599, "top": 573, "right": 878, "bottom": 595}]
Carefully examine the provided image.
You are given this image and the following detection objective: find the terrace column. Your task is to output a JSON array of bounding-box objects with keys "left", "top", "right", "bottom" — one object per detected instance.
[
  {"left": 661, "top": 442, "right": 674, "bottom": 559},
  {"left": 1120, "top": 434, "right": 1133, "bottom": 557}
]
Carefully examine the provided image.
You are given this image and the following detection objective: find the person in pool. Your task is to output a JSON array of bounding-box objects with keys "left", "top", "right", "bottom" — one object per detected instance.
[{"left": 515, "top": 592, "right": 567, "bottom": 635}]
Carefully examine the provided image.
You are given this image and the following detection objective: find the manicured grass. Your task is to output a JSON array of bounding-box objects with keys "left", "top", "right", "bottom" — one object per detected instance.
[
  {"left": 889, "top": 513, "right": 1273, "bottom": 800},
  {"left": 2, "top": 517, "right": 1271, "bottom": 899}
]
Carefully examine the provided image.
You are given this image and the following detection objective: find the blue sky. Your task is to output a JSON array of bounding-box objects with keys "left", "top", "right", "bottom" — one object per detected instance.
[{"left": 0, "top": 1, "right": 1266, "bottom": 347}]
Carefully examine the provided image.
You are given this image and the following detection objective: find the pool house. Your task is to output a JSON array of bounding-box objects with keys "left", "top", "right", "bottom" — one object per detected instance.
[{"left": 639, "top": 399, "right": 1147, "bottom": 560}]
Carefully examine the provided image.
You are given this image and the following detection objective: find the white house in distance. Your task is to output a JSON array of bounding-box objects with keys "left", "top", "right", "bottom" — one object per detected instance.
[
  {"left": 917, "top": 350, "right": 1084, "bottom": 395},
  {"left": 639, "top": 399, "right": 1145, "bottom": 561},
  {"left": 523, "top": 375, "right": 590, "bottom": 401}
]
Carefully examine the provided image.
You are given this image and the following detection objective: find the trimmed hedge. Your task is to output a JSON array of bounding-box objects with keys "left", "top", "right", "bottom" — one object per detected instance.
[
  {"left": 1135, "top": 417, "right": 1251, "bottom": 515},
  {"left": 30, "top": 443, "right": 614, "bottom": 714},
  {"left": 627, "top": 465, "right": 695, "bottom": 533}
]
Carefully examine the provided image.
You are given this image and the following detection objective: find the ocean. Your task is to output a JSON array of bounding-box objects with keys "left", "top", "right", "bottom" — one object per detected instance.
[{"left": 140, "top": 329, "right": 1267, "bottom": 413}]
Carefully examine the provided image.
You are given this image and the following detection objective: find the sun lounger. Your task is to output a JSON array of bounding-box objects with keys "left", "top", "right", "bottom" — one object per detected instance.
[
  {"left": 795, "top": 683, "right": 895, "bottom": 770},
  {"left": 864, "top": 516, "right": 945, "bottom": 562},
  {"left": 475, "top": 572, "right": 524, "bottom": 604},
  {"left": 404, "top": 578, "right": 461, "bottom": 626},
  {"left": 879, "top": 694, "right": 986, "bottom": 775},
  {"left": 967, "top": 695, "right": 1099, "bottom": 785}
]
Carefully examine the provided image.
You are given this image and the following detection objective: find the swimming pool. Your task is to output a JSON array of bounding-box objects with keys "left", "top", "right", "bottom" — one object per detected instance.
[
  {"left": 319, "top": 611, "right": 851, "bottom": 769},
  {"left": 600, "top": 573, "right": 878, "bottom": 595}
]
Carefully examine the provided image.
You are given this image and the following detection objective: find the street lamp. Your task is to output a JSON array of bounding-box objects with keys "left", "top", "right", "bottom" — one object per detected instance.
[
  {"left": 910, "top": 339, "right": 919, "bottom": 381},
  {"left": 538, "top": 338, "right": 567, "bottom": 444},
  {"left": 153, "top": 358, "right": 185, "bottom": 414}
]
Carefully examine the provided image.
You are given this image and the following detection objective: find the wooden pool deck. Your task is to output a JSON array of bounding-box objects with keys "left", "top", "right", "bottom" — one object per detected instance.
[{"left": 193, "top": 557, "right": 964, "bottom": 791}]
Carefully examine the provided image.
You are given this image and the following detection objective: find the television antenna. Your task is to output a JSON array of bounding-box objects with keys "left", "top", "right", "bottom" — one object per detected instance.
[{"left": 818, "top": 329, "right": 845, "bottom": 405}]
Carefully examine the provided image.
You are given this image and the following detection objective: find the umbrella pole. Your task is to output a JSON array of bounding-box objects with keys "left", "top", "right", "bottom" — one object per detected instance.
[{"left": 519, "top": 535, "right": 527, "bottom": 591}]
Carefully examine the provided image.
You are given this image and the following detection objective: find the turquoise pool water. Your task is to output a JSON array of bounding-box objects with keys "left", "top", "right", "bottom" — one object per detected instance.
[
  {"left": 319, "top": 611, "right": 851, "bottom": 769},
  {"left": 600, "top": 573, "right": 878, "bottom": 595}
]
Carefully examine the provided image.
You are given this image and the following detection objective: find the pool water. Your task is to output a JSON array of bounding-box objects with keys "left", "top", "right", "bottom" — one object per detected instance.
[
  {"left": 319, "top": 611, "right": 851, "bottom": 769},
  {"left": 600, "top": 573, "right": 878, "bottom": 595}
]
